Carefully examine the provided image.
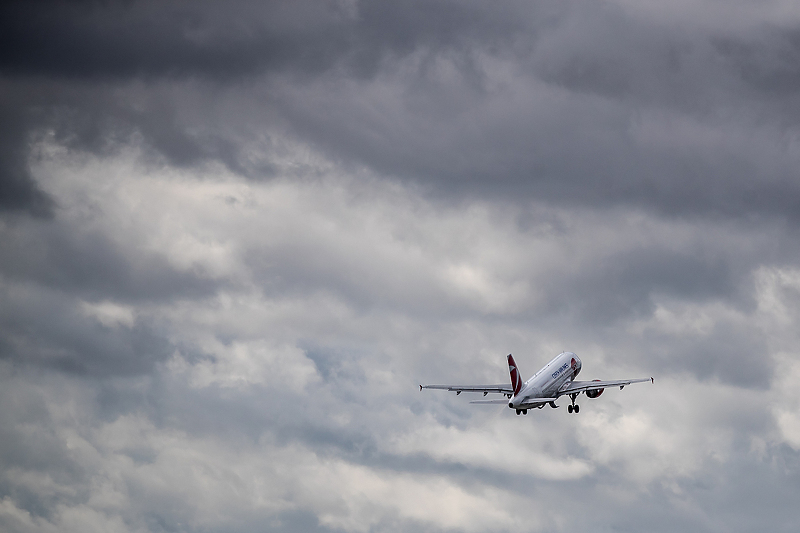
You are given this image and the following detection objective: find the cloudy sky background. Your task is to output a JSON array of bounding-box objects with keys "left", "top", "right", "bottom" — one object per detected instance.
[{"left": 2, "top": 0, "right": 800, "bottom": 531}]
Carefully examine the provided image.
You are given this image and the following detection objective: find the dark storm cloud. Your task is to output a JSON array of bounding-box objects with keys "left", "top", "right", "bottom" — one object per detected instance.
[
  {"left": 244, "top": 1, "right": 800, "bottom": 220},
  {"left": 0, "top": 0, "right": 529, "bottom": 180},
  {"left": 0, "top": 0, "right": 361, "bottom": 213},
  {"left": 0, "top": 94, "right": 55, "bottom": 217},
  {"left": 0, "top": 0, "right": 528, "bottom": 80},
  {"left": 4, "top": 0, "right": 800, "bottom": 219},
  {"left": 0, "top": 0, "right": 343, "bottom": 79}
]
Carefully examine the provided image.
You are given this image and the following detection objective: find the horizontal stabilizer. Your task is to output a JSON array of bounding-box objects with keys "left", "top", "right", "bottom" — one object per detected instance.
[
  {"left": 470, "top": 397, "right": 560, "bottom": 406},
  {"left": 517, "top": 398, "right": 558, "bottom": 407}
]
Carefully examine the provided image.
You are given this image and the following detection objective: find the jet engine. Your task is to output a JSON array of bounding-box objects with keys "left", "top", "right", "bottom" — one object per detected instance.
[{"left": 585, "top": 379, "right": 604, "bottom": 399}]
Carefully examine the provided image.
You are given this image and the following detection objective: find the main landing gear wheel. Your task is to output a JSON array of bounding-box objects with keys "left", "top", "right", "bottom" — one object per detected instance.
[
  {"left": 516, "top": 409, "right": 521, "bottom": 415},
  {"left": 568, "top": 393, "right": 580, "bottom": 414},
  {"left": 522, "top": 409, "right": 528, "bottom": 415}
]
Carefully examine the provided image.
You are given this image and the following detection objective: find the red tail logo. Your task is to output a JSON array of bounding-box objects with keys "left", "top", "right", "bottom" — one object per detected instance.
[{"left": 507, "top": 354, "right": 522, "bottom": 396}]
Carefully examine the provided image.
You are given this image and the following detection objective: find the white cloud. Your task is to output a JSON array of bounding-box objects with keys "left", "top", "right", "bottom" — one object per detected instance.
[
  {"left": 80, "top": 301, "right": 136, "bottom": 328},
  {"left": 772, "top": 353, "right": 800, "bottom": 450},
  {"left": 166, "top": 341, "right": 320, "bottom": 391},
  {"left": 386, "top": 415, "right": 593, "bottom": 480}
]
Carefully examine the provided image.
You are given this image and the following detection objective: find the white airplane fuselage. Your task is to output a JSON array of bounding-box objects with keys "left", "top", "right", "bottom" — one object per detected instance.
[{"left": 509, "top": 351, "right": 581, "bottom": 409}]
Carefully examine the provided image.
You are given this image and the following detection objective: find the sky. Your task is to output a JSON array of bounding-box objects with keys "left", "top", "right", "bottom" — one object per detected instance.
[{"left": 2, "top": 0, "right": 800, "bottom": 531}]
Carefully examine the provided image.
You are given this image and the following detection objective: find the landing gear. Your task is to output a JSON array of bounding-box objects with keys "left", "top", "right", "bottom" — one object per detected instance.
[
  {"left": 568, "top": 393, "right": 580, "bottom": 414},
  {"left": 516, "top": 409, "right": 521, "bottom": 415},
  {"left": 522, "top": 409, "right": 528, "bottom": 415}
]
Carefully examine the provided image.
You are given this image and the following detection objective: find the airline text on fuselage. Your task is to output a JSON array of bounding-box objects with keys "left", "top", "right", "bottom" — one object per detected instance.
[{"left": 552, "top": 361, "right": 570, "bottom": 380}]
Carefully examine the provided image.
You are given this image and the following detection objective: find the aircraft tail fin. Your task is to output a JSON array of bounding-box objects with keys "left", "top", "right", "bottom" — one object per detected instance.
[{"left": 507, "top": 354, "right": 523, "bottom": 396}]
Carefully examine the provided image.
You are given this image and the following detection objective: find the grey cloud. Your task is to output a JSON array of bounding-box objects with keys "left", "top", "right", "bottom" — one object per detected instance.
[
  {"left": 2, "top": 1, "right": 800, "bottom": 532},
  {"left": 0, "top": 0, "right": 523, "bottom": 81},
  {"left": 0, "top": 0, "right": 532, "bottom": 189},
  {"left": 0, "top": 372, "right": 93, "bottom": 522},
  {"left": 0, "top": 288, "right": 173, "bottom": 377},
  {"left": 4, "top": 360, "right": 796, "bottom": 532},
  {"left": 0, "top": 212, "right": 223, "bottom": 302},
  {"left": 546, "top": 247, "right": 740, "bottom": 323},
  {"left": 5, "top": 0, "right": 800, "bottom": 220},
  {"left": 716, "top": 26, "right": 800, "bottom": 102},
  {"left": 0, "top": 93, "right": 55, "bottom": 217},
  {"left": 0, "top": 212, "right": 224, "bottom": 378},
  {"left": 642, "top": 320, "right": 770, "bottom": 388},
  {"left": 0, "top": 0, "right": 347, "bottom": 80}
]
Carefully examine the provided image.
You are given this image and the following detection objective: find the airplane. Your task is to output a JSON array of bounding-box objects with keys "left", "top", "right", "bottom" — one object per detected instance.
[{"left": 420, "top": 352, "right": 652, "bottom": 415}]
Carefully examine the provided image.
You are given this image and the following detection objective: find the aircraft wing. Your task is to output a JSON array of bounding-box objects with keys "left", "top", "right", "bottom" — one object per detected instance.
[
  {"left": 420, "top": 384, "right": 513, "bottom": 395},
  {"left": 469, "top": 398, "right": 510, "bottom": 404},
  {"left": 559, "top": 377, "right": 653, "bottom": 395}
]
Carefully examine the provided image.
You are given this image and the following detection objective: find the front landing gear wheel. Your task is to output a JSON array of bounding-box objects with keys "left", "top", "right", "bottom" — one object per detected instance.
[{"left": 567, "top": 405, "right": 573, "bottom": 413}]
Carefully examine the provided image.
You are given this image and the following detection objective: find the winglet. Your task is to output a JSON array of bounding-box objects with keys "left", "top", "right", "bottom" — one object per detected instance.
[
  {"left": 419, "top": 384, "right": 423, "bottom": 391},
  {"left": 507, "top": 354, "right": 523, "bottom": 396},
  {"left": 651, "top": 377, "right": 654, "bottom": 384}
]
